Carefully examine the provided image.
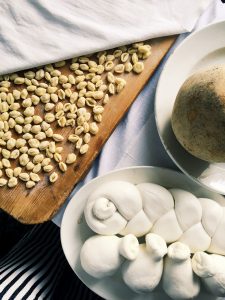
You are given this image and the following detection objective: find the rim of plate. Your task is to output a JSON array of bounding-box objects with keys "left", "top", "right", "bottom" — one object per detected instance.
[{"left": 155, "top": 20, "right": 225, "bottom": 195}]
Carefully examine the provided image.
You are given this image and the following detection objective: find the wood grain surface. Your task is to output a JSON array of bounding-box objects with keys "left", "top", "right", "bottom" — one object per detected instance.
[{"left": 0, "top": 35, "right": 176, "bottom": 224}]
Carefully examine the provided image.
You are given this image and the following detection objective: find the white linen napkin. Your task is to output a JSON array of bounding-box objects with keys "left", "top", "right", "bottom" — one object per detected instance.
[{"left": 0, "top": 0, "right": 212, "bottom": 75}]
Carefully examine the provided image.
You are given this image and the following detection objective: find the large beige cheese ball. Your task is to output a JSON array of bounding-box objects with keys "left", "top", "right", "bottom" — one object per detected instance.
[{"left": 171, "top": 65, "right": 225, "bottom": 162}]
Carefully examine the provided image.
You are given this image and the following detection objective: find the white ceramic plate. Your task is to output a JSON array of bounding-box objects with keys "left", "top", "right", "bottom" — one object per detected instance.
[
  {"left": 61, "top": 166, "right": 224, "bottom": 300},
  {"left": 155, "top": 20, "right": 225, "bottom": 195}
]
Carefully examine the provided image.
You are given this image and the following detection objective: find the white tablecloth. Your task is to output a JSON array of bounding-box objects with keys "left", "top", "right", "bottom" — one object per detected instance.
[{"left": 0, "top": 0, "right": 212, "bottom": 75}]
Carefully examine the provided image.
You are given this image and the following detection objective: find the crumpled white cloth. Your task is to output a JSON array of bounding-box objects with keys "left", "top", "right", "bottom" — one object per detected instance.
[
  {"left": 0, "top": 0, "right": 212, "bottom": 75},
  {"left": 53, "top": 0, "right": 225, "bottom": 226}
]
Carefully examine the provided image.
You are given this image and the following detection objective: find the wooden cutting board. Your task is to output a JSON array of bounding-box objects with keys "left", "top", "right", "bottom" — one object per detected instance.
[{"left": 0, "top": 35, "right": 176, "bottom": 224}]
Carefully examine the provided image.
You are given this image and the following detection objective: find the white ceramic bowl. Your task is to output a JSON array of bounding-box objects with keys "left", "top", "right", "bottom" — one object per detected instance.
[
  {"left": 61, "top": 166, "right": 224, "bottom": 300},
  {"left": 155, "top": 20, "right": 225, "bottom": 195}
]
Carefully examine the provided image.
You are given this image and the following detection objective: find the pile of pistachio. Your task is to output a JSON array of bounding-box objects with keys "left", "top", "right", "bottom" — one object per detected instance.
[{"left": 0, "top": 42, "right": 151, "bottom": 189}]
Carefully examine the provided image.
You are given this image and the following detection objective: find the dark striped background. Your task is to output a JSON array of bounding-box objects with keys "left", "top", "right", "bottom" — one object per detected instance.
[{"left": 0, "top": 210, "right": 103, "bottom": 300}]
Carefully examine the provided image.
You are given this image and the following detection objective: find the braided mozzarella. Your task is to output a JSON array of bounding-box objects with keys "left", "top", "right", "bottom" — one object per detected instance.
[
  {"left": 81, "top": 180, "right": 225, "bottom": 299},
  {"left": 84, "top": 181, "right": 225, "bottom": 255},
  {"left": 122, "top": 233, "right": 167, "bottom": 293},
  {"left": 80, "top": 235, "right": 123, "bottom": 279},
  {"left": 80, "top": 234, "right": 139, "bottom": 279},
  {"left": 84, "top": 181, "right": 142, "bottom": 235},
  {"left": 192, "top": 252, "right": 225, "bottom": 296},
  {"left": 137, "top": 183, "right": 174, "bottom": 224},
  {"left": 163, "top": 242, "right": 200, "bottom": 300}
]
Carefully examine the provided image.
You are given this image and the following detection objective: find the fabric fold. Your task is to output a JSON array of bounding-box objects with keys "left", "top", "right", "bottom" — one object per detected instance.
[{"left": 0, "top": 0, "right": 212, "bottom": 75}]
